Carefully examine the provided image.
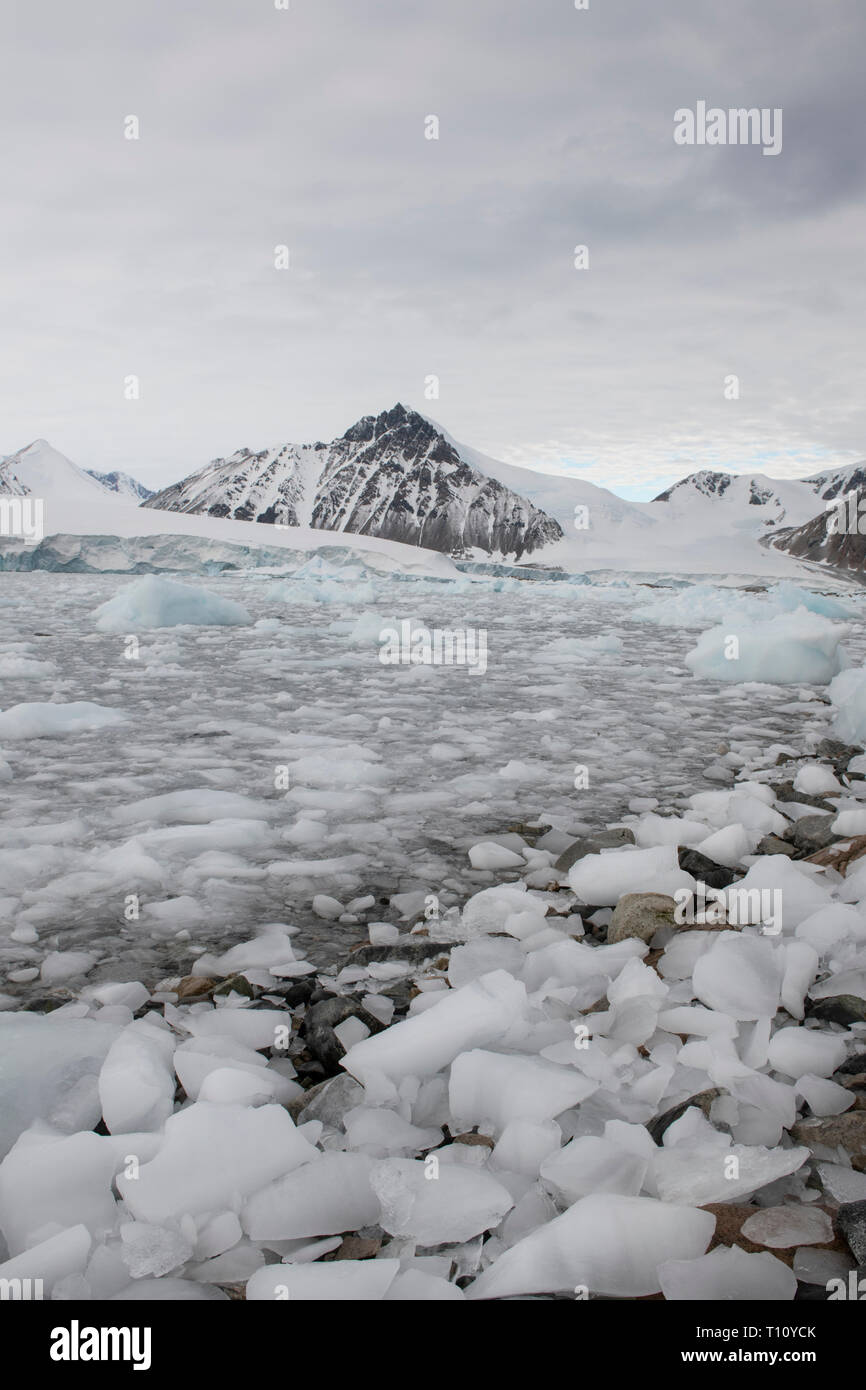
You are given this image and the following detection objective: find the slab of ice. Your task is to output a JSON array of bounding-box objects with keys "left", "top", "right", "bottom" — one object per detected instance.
[
  {"left": 568, "top": 845, "right": 695, "bottom": 907},
  {"left": 343, "top": 1107, "right": 442, "bottom": 1156},
  {"left": 246, "top": 1258, "right": 400, "bottom": 1301},
  {"left": 468, "top": 841, "right": 525, "bottom": 870},
  {"left": 740, "top": 1204, "right": 833, "bottom": 1249},
  {"left": 829, "top": 665, "right": 866, "bottom": 745},
  {"left": 93, "top": 575, "right": 252, "bottom": 631},
  {"left": 766, "top": 1026, "right": 847, "bottom": 1081},
  {"left": 540, "top": 1136, "right": 648, "bottom": 1203},
  {"left": 0, "top": 1130, "right": 120, "bottom": 1255},
  {"left": 384, "top": 1269, "right": 465, "bottom": 1300},
  {"left": 371, "top": 1157, "right": 513, "bottom": 1244},
  {"left": 651, "top": 1140, "right": 810, "bottom": 1206},
  {"left": 491, "top": 1120, "right": 562, "bottom": 1178},
  {"left": 449, "top": 1050, "right": 598, "bottom": 1135},
  {"left": 685, "top": 611, "right": 847, "bottom": 685},
  {"left": 242, "top": 1151, "right": 377, "bottom": 1240},
  {"left": 447, "top": 938, "right": 525, "bottom": 990},
  {"left": 460, "top": 884, "right": 546, "bottom": 937},
  {"left": 0, "top": 701, "right": 127, "bottom": 740},
  {"left": 0, "top": 1014, "right": 119, "bottom": 1159},
  {"left": 98, "top": 1019, "right": 177, "bottom": 1133},
  {"left": 467, "top": 1193, "right": 715, "bottom": 1299},
  {"left": 692, "top": 933, "right": 784, "bottom": 1021},
  {"left": 120, "top": 1221, "right": 194, "bottom": 1278},
  {"left": 658, "top": 1245, "right": 797, "bottom": 1300},
  {"left": 184, "top": 1007, "right": 289, "bottom": 1052},
  {"left": 0, "top": 1225, "right": 92, "bottom": 1297},
  {"left": 795, "top": 1074, "right": 854, "bottom": 1117},
  {"left": 340, "top": 970, "right": 526, "bottom": 1087},
  {"left": 794, "top": 763, "right": 843, "bottom": 796},
  {"left": 118, "top": 1102, "right": 317, "bottom": 1223}
]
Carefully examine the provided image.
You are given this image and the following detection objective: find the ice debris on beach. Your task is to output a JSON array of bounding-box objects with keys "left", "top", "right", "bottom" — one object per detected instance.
[{"left": 1, "top": 570, "right": 866, "bottom": 1300}]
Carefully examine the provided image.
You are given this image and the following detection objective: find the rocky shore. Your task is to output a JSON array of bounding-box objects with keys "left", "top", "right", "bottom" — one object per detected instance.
[{"left": 4, "top": 731, "right": 866, "bottom": 1300}]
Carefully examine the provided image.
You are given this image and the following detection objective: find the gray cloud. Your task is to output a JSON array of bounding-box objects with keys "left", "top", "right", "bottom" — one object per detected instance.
[{"left": 1, "top": 0, "right": 864, "bottom": 492}]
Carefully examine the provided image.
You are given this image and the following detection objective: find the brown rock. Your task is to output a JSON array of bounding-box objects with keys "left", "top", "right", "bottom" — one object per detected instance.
[
  {"left": 791, "top": 1112, "right": 866, "bottom": 1171},
  {"left": 174, "top": 975, "right": 219, "bottom": 1000},
  {"left": 804, "top": 835, "right": 866, "bottom": 876},
  {"left": 324, "top": 1236, "right": 382, "bottom": 1261},
  {"left": 453, "top": 1131, "right": 495, "bottom": 1148},
  {"left": 700, "top": 1201, "right": 844, "bottom": 1267}
]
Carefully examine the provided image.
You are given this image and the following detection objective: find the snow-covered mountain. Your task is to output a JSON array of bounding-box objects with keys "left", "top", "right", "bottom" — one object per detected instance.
[
  {"left": 144, "top": 404, "right": 568, "bottom": 561},
  {"left": 804, "top": 460, "right": 866, "bottom": 503},
  {"left": 5, "top": 421, "right": 865, "bottom": 579},
  {"left": 650, "top": 469, "right": 830, "bottom": 533},
  {"left": 0, "top": 439, "right": 108, "bottom": 506},
  {"left": 86, "top": 469, "right": 154, "bottom": 502}
]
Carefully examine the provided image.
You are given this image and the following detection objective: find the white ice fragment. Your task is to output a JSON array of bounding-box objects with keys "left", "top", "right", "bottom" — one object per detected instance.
[
  {"left": 467, "top": 1194, "right": 714, "bottom": 1299},
  {"left": 658, "top": 1245, "right": 796, "bottom": 1300},
  {"left": 766, "top": 1026, "right": 847, "bottom": 1081},
  {"left": 468, "top": 841, "right": 525, "bottom": 870},
  {"left": 651, "top": 1140, "right": 810, "bottom": 1206},
  {"left": 740, "top": 1204, "right": 833, "bottom": 1249},
  {"left": 540, "top": 1136, "right": 648, "bottom": 1203},
  {"left": 247, "top": 1259, "right": 400, "bottom": 1301},
  {"left": 118, "top": 1102, "right": 317, "bottom": 1224},
  {"left": 93, "top": 575, "right": 251, "bottom": 631},
  {"left": 340, "top": 970, "right": 526, "bottom": 1086},
  {"left": 242, "top": 1151, "right": 378, "bottom": 1240},
  {"left": 98, "top": 1019, "right": 176, "bottom": 1134},
  {"left": 449, "top": 1049, "right": 598, "bottom": 1136},
  {"left": 568, "top": 845, "right": 695, "bottom": 907},
  {"left": 692, "top": 933, "right": 783, "bottom": 1021},
  {"left": 371, "top": 1157, "right": 513, "bottom": 1245}
]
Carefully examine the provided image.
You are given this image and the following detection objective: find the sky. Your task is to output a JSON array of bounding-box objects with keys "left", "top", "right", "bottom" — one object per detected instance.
[{"left": 1, "top": 0, "right": 865, "bottom": 500}]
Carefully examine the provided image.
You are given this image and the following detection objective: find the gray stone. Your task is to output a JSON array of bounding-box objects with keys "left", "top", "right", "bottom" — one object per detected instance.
[
  {"left": 647, "top": 1090, "right": 722, "bottom": 1146},
  {"left": 607, "top": 892, "right": 678, "bottom": 945},
  {"left": 287, "top": 1072, "right": 365, "bottom": 1126},
  {"left": 793, "top": 814, "right": 841, "bottom": 855},
  {"left": 774, "top": 781, "right": 835, "bottom": 811},
  {"left": 756, "top": 834, "right": 796, "bottom": 858},
  {"left": 677, "top": 847, "right": 738, "bottom": 889},
  {"left": 807, "top": 994, "right": 866, "bottom": 1027},
  {"left": 554, "top": 827, "right": 635, "bottom": 873},
  {"left": 838, "top": 1200, "right": 866, "bottom": 1264},
  {"left": 348, "top": 939, "right": 452, "bottom": 968}
]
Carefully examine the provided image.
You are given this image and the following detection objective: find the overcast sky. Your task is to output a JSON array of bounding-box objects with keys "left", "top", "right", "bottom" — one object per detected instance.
[{"left": 2, "top": 0, "right": 864, "bottom": 498}]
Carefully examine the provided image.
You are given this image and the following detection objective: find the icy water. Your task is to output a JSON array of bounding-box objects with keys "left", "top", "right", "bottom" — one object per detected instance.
[{"left": 1, "top": 568, "right": 865, "bottom": 999}]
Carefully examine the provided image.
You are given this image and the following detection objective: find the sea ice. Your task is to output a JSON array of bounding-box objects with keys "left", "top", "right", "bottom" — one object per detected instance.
[
  {"left": 449, "top": 1049, "right": 598, "bottom": 1135},
  {"left": 568, "top": 845, "right": 696, "bottom": 907},
  {"left": 340, "top": 970, "right": 526, "bottom": 1087},
  {"left": 371, "top": 1157, "right": 514, "bottom": 1244},
  {"left": 467, "top": 1194, "right": 715, "bottom": 1299},
  {"left": 118, "top": 1103, "right": 317, "bottom": 1224},
  {"left": 93, "top": 575, "right": 252, "bottom": 631},
  {"left": 0, "top": 701, "right": 127, "bottom": 740},
  {"left": 658, "top": 1245, "right": 797, "bottom": 1300}
]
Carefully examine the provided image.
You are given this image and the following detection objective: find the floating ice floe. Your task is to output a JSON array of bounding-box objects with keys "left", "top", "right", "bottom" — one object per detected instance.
[
  {"left": 685, "top": 609, "right": 848, "bottom": 684},
  {"left": 93, "top": 575, "right": 252, "bottom": 631}
]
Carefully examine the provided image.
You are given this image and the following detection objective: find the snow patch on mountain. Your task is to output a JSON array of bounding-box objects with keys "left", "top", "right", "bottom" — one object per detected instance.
[{"left": 86, "top": 470, "right": 154, "bottom": 502}]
